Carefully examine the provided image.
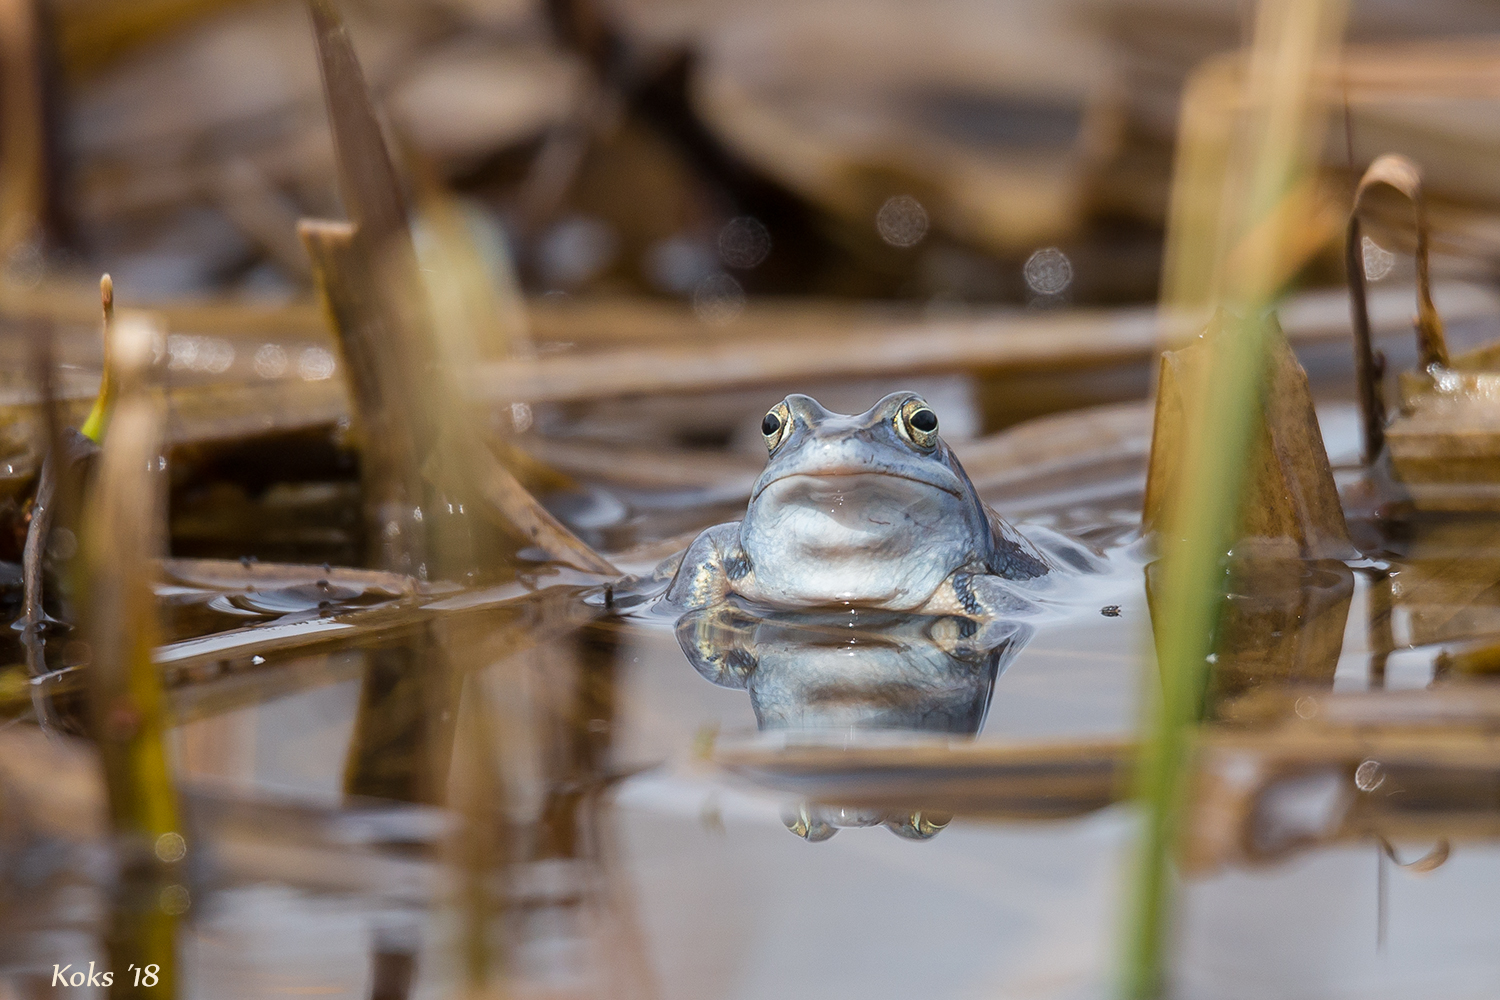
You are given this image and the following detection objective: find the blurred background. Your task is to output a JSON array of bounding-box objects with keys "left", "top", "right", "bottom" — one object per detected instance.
[
  {"left": 8, "top": 0, "right": 1500, "bottom": 455},
  {"left": 7, "top": 2, "right": 1500, "bottom": 998},
  {"left": 14, "top": 0, "right": 1500, "bottom": 301}
]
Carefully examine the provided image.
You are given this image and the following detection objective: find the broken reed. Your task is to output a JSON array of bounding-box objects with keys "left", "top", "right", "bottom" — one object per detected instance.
[
  {"left": 1121, "top": 0, "right": 1348, "bottom": 996},
  {"left": 79, "top": 313, "right": 184, "bottom": 997}
]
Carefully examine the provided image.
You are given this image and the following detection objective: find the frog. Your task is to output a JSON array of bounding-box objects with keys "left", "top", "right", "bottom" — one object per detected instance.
[{"left": 661, "top": 391, "right": 1081, "bottom": 619}]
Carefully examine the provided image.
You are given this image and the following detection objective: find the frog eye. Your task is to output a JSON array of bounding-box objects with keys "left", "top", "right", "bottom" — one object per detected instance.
[
  {"left": 897, "top": 398, "right": 939, "bottom": 448},
  {"left": 762, "top": 402, "right": 791, "bottom": 452}
]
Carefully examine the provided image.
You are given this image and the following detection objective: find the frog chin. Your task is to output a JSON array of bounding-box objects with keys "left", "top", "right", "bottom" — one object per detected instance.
[
  {"left": 738, "top": 474, "right": 979, "bottom": 608},
  {"left": 744, "top": 553, "right": 950, "bottom": 609}
]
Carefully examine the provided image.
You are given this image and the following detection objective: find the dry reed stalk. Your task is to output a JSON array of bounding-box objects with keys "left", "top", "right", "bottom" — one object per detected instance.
[
  {"left": 0, "top": 0, "right": 48, "bottom": 258},
  {"left": 78, "top": 312, "right": 185, "bottom": 997}
]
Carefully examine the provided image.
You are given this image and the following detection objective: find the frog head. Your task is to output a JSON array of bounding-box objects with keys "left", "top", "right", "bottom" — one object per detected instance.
[{"left": 741, "top": 392, "right": 995, "bottom": 609}]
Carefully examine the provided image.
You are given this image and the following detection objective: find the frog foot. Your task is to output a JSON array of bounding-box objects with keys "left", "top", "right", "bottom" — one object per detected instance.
[
  {"left": 661, "top": 522, "right": 747, "bottom": 613},
  {"left": 921, "top": 570, "right": 1046, "bottom": 620}
]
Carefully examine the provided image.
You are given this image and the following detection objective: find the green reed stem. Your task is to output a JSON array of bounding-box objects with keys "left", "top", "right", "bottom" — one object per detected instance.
[
  {"left": 1120, "top": 315, "right": 1272, "bottom": 999},
  {"left": 1120, "top": 1, "right": 1347, "bottom": 993}
]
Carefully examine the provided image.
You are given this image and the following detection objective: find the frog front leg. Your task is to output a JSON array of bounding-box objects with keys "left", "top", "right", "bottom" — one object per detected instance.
[
  {"left": 662, "top": 522, "right": 755, "bottom": 613},
  {"left": 919, "top": 569, "right": 1044, "bottom": 620}
]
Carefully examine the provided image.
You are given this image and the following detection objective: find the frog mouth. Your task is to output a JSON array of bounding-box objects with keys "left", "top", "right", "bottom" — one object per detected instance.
[{"left": 753, "top": 468, "right": 964, "bottom": 502}]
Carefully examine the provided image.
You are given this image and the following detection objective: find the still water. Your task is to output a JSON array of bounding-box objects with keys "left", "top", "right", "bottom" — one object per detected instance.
[{"left": 4, "top": 404, "right": 1500, "bottom": 999}]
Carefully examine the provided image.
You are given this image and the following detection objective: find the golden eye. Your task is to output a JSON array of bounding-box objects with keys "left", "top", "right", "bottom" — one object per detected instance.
[
  {"left": 762, "top": 402, "right": 791, "bottom": 452},
  {"left": 897, "top": 398, "right": 939, "bottom": 448}
]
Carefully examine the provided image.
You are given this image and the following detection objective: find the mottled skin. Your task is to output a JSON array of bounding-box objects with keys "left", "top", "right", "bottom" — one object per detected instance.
[{"left": 662, "top": 392, "right": 1052, "bottom": 618}]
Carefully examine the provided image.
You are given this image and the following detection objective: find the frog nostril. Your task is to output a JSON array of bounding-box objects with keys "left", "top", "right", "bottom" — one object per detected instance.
[
  {"left": 910, "top": 408, "right": 938, "bottom": 433},
  {"left": 762, "top": 412, "right": 781, "bottom": 436}
]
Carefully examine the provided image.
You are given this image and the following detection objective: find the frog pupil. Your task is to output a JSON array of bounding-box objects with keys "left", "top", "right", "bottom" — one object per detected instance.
[
  {"left": 910, "top": 408, "right": 938, "bottom": 433},
  {"left": 762, "top": 412, "right": 781, "bottom": 436}
]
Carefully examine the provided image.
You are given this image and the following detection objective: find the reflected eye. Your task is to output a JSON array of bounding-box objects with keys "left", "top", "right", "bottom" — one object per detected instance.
[
  {"left": 897, "top": 398, "right": 939, "bottom": 448},
  {"left": 762, "top": 403, "right": 791, "bottom": 452}
]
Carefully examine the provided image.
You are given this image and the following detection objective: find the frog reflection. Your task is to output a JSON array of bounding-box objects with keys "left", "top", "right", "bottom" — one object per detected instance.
[{"left": 676, "top": 604, "right": 1033, "bottom": 840}]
